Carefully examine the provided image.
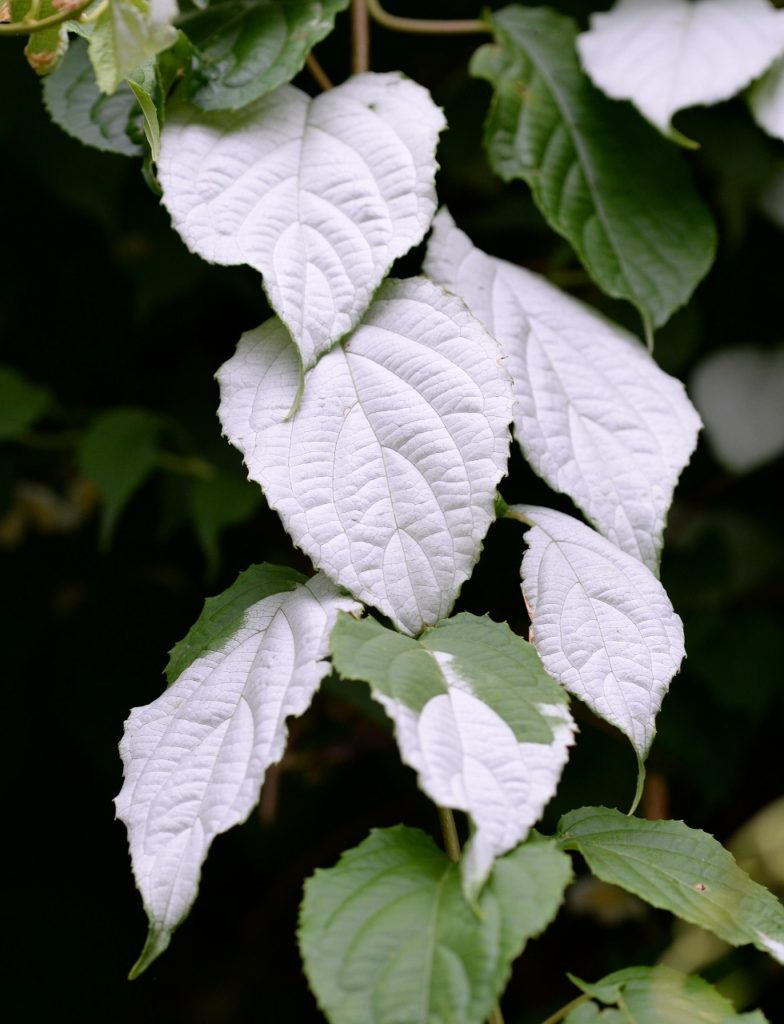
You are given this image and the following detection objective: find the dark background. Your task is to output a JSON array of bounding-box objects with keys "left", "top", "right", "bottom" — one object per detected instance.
[{"left": 2, "top": 2, "right": 783, "bottom": 1020}]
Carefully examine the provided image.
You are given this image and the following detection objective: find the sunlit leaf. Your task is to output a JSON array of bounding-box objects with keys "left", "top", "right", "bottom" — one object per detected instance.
[{"left": 89, "top": 0, "right": 179, "bottom": 94}]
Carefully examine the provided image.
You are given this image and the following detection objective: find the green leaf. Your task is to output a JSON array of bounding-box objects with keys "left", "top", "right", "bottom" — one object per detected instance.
[
  {"left": 565, "top": 965, "right": 769, "bottom": 1023},
  {"left": 187, "top": 469, "right": 263, "bottom": 577},
  {"left": 0, "top": 367, "right": 51, "bottom": 440},
  {"left": 183, "top": 0, "right": 349, "bottom": 112},
  {"left": 471, "top": 5, "right": 717, "bottom": 335},
  {"left": 16, "top": 0, "right": 69, "bottom": 77},
  {"left": 42, "top": 39, "right": 141, "bottom": 156},
  {"left": 558, "top": 806, "right": 784, "bottom": 964},
  {"left": 299, "top": 826, "right": 572, "bottom": 1024},
  {"left": 165, "top": 562, "right": 305, "bottom": 683},
  {"left": 77, "top": 407, "right": 161, "bottom": 547},
  {"left": 126, "top": 61, "right": 161, "bottom": 159},
  {"left": 88, "top": 0, "right": 178, "bottom": 94}
]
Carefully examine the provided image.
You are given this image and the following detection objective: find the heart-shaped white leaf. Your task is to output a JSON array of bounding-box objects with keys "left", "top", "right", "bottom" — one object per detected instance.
[
  {"left": 425, "top": 209, "right": 700, "bottom": 573},
  {"left": 751, "top": 56, "right": 784, "bottom": 142},
  {"left": 217, "top": 277, "right": 513, "bottom": 636},
  {"left": 512, "top": 505, "right": 685, "bottom": 759},
  {"left": 331, "top": 613, "right": 575, "bottom": 897},
  {"left": 577, "top": 0, "right": 784, "bottom": 141},
  {"left": 115, "top": 569, "right": 360, "bottom": 977},
  {"left": 158, "top": 73, "right": 445, "bottom": 367}
]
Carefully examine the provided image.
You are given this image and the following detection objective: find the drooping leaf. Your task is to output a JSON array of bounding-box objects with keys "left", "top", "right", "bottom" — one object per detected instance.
[
  {"left": 751, "top": 56, "right": 784, "bottom": 143},
  {"left": 691, "top": 345, "right": 784, "bottom": 474},
  {"left": 425, "top": 209, "right": 701, "bottom": 573},
  {"left": 77, "top": 407, "right": 162, "bottom": 547},
  {"left": 471, "top": 4, "right": 717, "bottom": 335},
  {"left": 331, "top": 612, "right": 574, "bottom": 896},
  {"left": 126, "top": 32, "right": 195, "bottom": 160},
  {"left": 184, "top": 0, "right": 349, "bottom": 112},
  {"left": 18, "top": 0, "right": 68, "bottom": 76},
  {"left": 578, "top": 0, "right": 784, "bottom": 143},
  {"left": 511, "top": 505, "right": 684, "bottom": 759},
  {"left": 89, "top": 0, "right": 179, "bottom": 94},
  {"left": 188, "top": 469, "right": 264, "bottom": 577},
  {"left": 217, "top": 278, "right": 513, "bottom": 636},
  {"left": 42, "top": 39, "right": 141, "bottom": 156},
  {"left": 299, "top": 826, "right": 572, "bottom": 1024},
  {"left": 559, "top": 806, "right": 784, "bottom": 965},
  {"left": 116, "top": 569, "right": 360, "bottom": 977},
  {"left": 158, "top": 73, "right": 445, "bottom": 367},
  {"left": 0, "top": 366, "right": 51, "bottom": 440}
]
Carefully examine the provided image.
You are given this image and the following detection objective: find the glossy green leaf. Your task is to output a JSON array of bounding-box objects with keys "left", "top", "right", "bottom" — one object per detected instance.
[
  {"left": 165, "top": 562, "right": 305, "bottom": 683},
  {"left": 42, "top": 39, "right": 141, "bottom": 157},
  {"left": 299, "top": 826, "right": 572, "bottom": 1024},
  {"left": 184, "top": 0, "right": 349, "bottom": 111},
  {"left": 471, "top": 4, "right": 717, "bottom": 336},
  {"left": 565, "top": 965, "right": 768, "bottom": 1023},
  {"left": 559, "top": 806, "right": 784, "bottom": 963},
  {"left": 0, "top": 367, "right": 51, "bottom": 440},
  {"left": 77, "top": 407, "right": 161, "bottom": 547},
  {"left": 89, "top": 0, "right": 178, "bottom": 94},
  {"left": 187, "top": 470, "right": 263, "bottom": 577}
]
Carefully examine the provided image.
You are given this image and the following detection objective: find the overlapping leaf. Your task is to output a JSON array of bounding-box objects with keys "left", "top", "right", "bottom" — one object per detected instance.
[
  {"left": 185, "top": 0, "right": 350, "bottom": 111},
  {"left": 116, "top": 567, "right": 360, "bottom": 976},
  {"left": 511, "top": 506, "right": 684, "bottom": 758},
  {"left": 331, "top": 612, "right": 575, "bottom": 896},
  {"left": 89, "top": 0, "right": 179, "bottom": 95},
  {"left": 425, "top": 210, "right": 700, "bottom": 573},
  {"left": 159, "top": 73, "right": 445, "bottom": 366},
  {"left": 217, "top": 277, "right": 512, "bottom": 635},
  {"left": 559, "top": 807, "right": 784, "bottom": 964},
  {"left": 471, "top": 4, "right": 717, "bottom": 335},
  {"left": 751, "top": 56, "right": 784, "bottom": 142},
  {"left": 578, "top": 0, "right": 784, "bottom": 142},
  {"left": 299, "top": 826, "right": 572, "bottom": 1024}
]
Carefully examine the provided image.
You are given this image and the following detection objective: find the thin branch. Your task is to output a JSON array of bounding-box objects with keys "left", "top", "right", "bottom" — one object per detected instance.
[
  {"left": 0, "top": 0, "right": 92, "bottom": 35},
  {"left": 366, "top": 0, "right": 489, "bottom": 36},
  {"left": 351, "top": 0, "right": 370, "bottom": 74},
  {"left": 539, "top": 993, "right": 590, "bottom": 1024},
  {"left": 306, "top": 51, "right": 333, "bottom": 91}
]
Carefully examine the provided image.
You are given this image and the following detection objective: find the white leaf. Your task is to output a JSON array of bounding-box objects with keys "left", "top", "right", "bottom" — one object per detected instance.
[
  {"left": 158, "top": 73, "right": 445, "bottom": 367},
  {"left": 115, "top": 572, "right": 359, "bottom": 973},
  {"left": 513, "top": 504, "right": 685, "bottom": 758},
  {"left": 425, "top": 209, "right": 700, "bottom": 573},
  {"left": 751, "top": 56, "right": 784, "bottom": 141},
  {"left": 691, "top": 346, "right": 784, "bottom": 473},
  {"left": 217, "top": 277, "right": 513, "bottom": 636},
  {"left": 577, "top": 0, "right": 784, "bottom": 141}
]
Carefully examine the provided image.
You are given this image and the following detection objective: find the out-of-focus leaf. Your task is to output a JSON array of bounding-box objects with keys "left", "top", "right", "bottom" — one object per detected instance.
[
  {"left": 0, "top": 367, "right": 51, "bottom": 440},
  {"left": 188, "top": 468, "right": 263, "bottom": 576}
]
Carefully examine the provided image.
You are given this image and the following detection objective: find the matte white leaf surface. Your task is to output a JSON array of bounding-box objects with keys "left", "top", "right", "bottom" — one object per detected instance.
[
  {"left": 751, "top": 57, "right": 784, "bottom": 141},
  {"left": 217, "top": 277, "right": 513, "bottom": 635},
  {"left": 577, "top": 0, "right": 784, "bottom": 140},
  {"left": 513, "top": 505, "right": 685, "bottom": 758},
  {"left": 115, "top": 572, "right": 359, "bottom": 974},
  {"left": 158, "top": 73, "right": 445, "bottom": 366},
  {"left": 425, "top": 209, "right": 700, "bottom": 572}
]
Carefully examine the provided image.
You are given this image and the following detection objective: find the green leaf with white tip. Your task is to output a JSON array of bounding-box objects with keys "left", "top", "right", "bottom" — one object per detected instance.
[
  {"left": 511, "top": 505, "right": 684, "bottom": 758},
  {"left": 331, "top": 613, "right": 575, "bottom": 897},
  {"left": 184, "top": 0, "right": 349, "bottom": 112},
  {"left": 0, "top": 366, "right": 51, "bottom": 440},
  {"left": 43, "top": 39, "right": 141, "bottom": 156},
  {"left": 158, "top": 73, "right": 445, "bottom": 367},
  {"left": 217, "top": 277, "right": 513, "bottom": 636},
  {"left": 472, "top": 4, "right": 716, "bottom": 335},
  {"left": 89, "top": 0, "right": 179, "bottom": 95},
  {"left": 751, "top": 56, "right": 784, "bottom": 142},
  {"left": 425, "top": 209, "right": 701, "bottom": 574},
  {"left": 559, "top": 806, "right": 784, "bottom": 964},
  {"left": 578, "top": 0, "right": 784, "bottom": 143},
  {"left": 299, "top": 826, "right": 572, "bottom": 1024},
  {"left": 116, "top": 568, "right": 360, "bottom": 977}
]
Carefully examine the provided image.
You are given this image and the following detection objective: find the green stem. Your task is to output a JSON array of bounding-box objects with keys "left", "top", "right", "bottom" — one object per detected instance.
[
  {"left": 351, "top": 0, "right": 369, "bottom": 74},
  {"left": 366, "top": 0, "right": 489, "bottom": 35},
  {"left": 306, "top": 51, "right": 333, "bottom": 91},
  {"left": 539, "top": 993, "right": 590, "bottom": 1024},
  {"left": 0, "top": 0, "right": 92, "bottom": 35},
  {"left": 155, "top": 451, "right": 216, "bottom": 480},
  {"left": 437, "top": 806, "right": 461, "bottom": 863}
]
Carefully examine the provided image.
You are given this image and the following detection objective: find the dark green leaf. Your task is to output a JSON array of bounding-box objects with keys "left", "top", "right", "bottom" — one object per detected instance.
[
  {"left": 0, "top": 366, "right": 51, "bottom": 440},
  {"left": 188, "top": 469, "right": 263, "bottom": 577},
  {"left": 472, "top": 5, "right": 717, "bottom": 336}
]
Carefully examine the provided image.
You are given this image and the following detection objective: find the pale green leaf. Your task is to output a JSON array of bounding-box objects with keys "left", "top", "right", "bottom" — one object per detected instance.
[
  {"left": 77, "top": 407, "right": 161, "bottom": 547},
  {"left": 43, "top": 39, "right": 141, "bottom": 156},
  {"left": 184, "top": 0, "right": 349, "bottom": 112},
  {"left": 18, "top": 0, "right": 68, "bottom": 76},
  {"left": 565, "top": 965, "right": 769, "bottom": 1023},
  {"left": 0, "top": 367, "right": 51, "bottom": 440},
  {"left": 89, "top": 0, "right": 178, "bottom": 94},
  {"left": 126, "top": 62, "right": 161, "bottom": 159},
  {"left": 299, "top": 826, "right": 572, "bottom": 1024},
  {"left": 559, "top": 806, "right": 784, "bottom": 963},
  {"left": 472, "top": 4, "right": 717, "bottom": 335}
]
